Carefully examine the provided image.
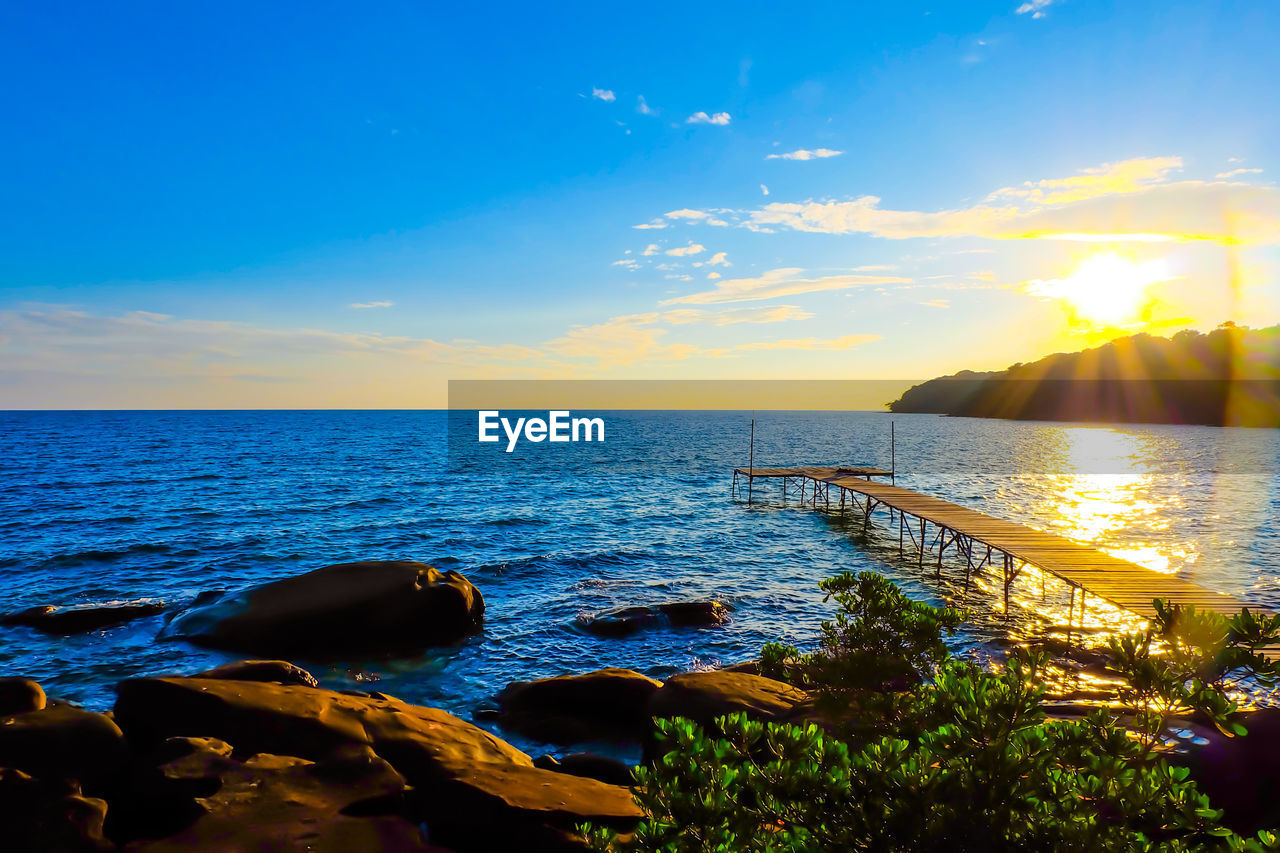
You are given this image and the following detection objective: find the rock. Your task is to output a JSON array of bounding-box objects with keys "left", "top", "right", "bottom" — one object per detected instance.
[
  {"left": 0, "top": 705, "right": 129, "bottom": 792},
  {"left": 534, "top": 753, "right": 634, "bottom": 787},
  {"left": 577, "top": 601, "right": 729, "bottom": 638},
  {"left": 118, "top": 738, "right": 443, "bottom": 852},
  {"left": 643, "top": 670, "right": 807, "bottom": 760},
  {"left": 718, "top": 660, "right": 760, "bottom": 675},
  {"left": 114, "top": 677, "right": 641, "bottom": 851},
  {"left": 2, "top": 602, "right": 165, "bottom": 635},
  {"left": 0, "top": 767, "right": 112, "bottom": 852},
  {"left": 194, "top": 660, "right": 319, "bottom": 688},
  {"left": 161, "top": 561, "right": 484, "bottom": 657},
  {"left": 0, "top": 678, "right": 46, "bottom": 716},
  {"left": 497, "top": 668, "right": 662, "bottom": 743},
  {"left": 656, "top": 601, "right": 729, "bottom": 627},
  {"left": 1183, "top": 708, "right": 1280, "bottom": 833}
]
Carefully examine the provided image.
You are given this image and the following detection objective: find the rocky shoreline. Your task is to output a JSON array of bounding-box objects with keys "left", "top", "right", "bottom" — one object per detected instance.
[{"left": 4, "top": 559, "right": 1279, "bottom": 850}]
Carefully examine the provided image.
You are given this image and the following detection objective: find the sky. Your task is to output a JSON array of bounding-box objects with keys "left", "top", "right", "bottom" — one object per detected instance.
[{"left": 1, "top": 0, "right": 1278, "bottom": 408}]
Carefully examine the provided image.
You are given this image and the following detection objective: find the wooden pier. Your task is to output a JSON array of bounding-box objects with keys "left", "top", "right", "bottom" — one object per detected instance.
[{"left": 732, "top": 465, "right": 1257, "bottom": 624}]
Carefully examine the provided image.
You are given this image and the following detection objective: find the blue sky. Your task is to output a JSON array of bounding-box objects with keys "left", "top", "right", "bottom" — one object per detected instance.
[{"left": 2, "top": 0, "right": 1278, "bottom": 407}]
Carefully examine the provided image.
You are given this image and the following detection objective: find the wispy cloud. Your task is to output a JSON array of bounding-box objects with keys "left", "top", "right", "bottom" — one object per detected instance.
[
  {"left": 591, "top": 87, "right": 616, "bottom": 102},
  {"left": 661, "top": 267, "right": 910, "bottom": 305},
  {"left": 633, "top": 218, "right": 667, "bottom": 230},
  {"left": 543, "top": 313, "right": 701, "bottom": 367},
  {"left": 672, "top": 159, "right": 1280, "bottom": 244},
  {"left": 661, "top": 305, "right": 811, "bottom": 326},
  {"left": 636, "top": 95, "right": 656, "bottom": 116},
  {"left": 664, "top": 209, "right": 729, "bottom": 226},
  {"left": 737, "top": 333, "right": 880, "bottom": 351},
  {"left": 1216, "top": 167, "right": 1263, "bottom": 179},
  {"left": 761, "top": 184, "right": 770, "bottom": 196},
  {"left": 665, "top": 243, "right": 706, "bottom": 257},
  {"left": 687, "top": 111, "right": 731, "bottom": 126},
  {"left": 350, "top": 301, "right": 394, "bottom": 309},
  {"left": 642, "top": 243, "right": 660, "bottom": 256},
  {"left": 1015, "top": 0, "right": 1052, "bottom": 18},
  {"left": 987, "top": 156, "right": 1183, "bottom": 205},
  {"left": 766, "top": 148, "right": 843, "bottom": 161}
]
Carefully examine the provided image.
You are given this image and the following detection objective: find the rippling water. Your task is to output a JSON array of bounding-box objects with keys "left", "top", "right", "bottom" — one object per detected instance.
[{"left": 2, "top": 410, "right": 1278, "bottom": 755}]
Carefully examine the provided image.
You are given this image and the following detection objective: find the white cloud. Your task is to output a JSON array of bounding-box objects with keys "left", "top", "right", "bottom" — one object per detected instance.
[
  {"left": 591, "top": 87, "right": 616, "bottom": 102},
  {"left": 707, "top": 272, "right": 721, "bottom": 279},
  {"left": 661, "top": 267, "right": 910, "bottom": 305},
  {"left": 612, "top": 259, "right": 641, "bottom": 270},
  {"left": 642, "top": 244, "right": 660, "bottom": 256},
  {"left": 637, "top": 95, "right": 656, "bottom": 116},
  {"left": 921, "top": 299, "right": 950, "bottom": 308},
  {"left": 766, "top": 148, "right": 843, "bottom": 161},
  {"left": 632, "top": 218, "right": 668, "bottom": 230},
  {"left": 687, "top": 111, "right": 731, "bottom": 126},
  {"left": 349, "top": 301, "right": 393, "bottom": 309},
  {"left": 760, "top": 184, "right": 770, "bottom": 196},
  {"left": 1015, "top": 0, "right": 1052, "bottom": 17},
  {"left": 665, "top": 243, "right": 706, "bottom": 257},
  {"left": 705, "top": 252, "right": 730, "bottom": 266}
]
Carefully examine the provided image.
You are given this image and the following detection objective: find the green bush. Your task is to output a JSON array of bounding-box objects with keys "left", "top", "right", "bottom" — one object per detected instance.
[{"left": 586, "top": 572, "right": 1280, "bottom": 852}]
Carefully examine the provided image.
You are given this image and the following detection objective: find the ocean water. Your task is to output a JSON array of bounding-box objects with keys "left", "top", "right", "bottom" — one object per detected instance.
[{"left": 2, "top": 410, "right": 1279, "bottom": 757}]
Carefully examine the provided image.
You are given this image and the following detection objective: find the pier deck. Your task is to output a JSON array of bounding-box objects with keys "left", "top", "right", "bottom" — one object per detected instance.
[{"left": 732, "top": 465, "right": 1256, "bottom": 623}]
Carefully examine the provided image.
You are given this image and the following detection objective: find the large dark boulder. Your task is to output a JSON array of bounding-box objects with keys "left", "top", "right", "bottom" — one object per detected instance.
[
  {"left": 497, "top": 668, "right": 662, "bottom": 743},
  {"left": 1183, "top": 708, "right": 1280, "bottom": 833},
  {"left": 643, "top": 670, "right": 807, "bottom": 760},
  {"left": 113, "top": 676, "right": 640, "bottom": 851},
  {"left": 2, "top": 602, "right": 165, "bottom": 635},
  {"left": 577, "top": 601, "right": 729, "bottom": 638},
  {"left": 161, "top": 561, "right": 484, "bottom": 657},
  {"left": 0, "top": 677, "right": 46, "bottom": 716},
  {"left": 0, "top": 705, "right": 129, "bottom": 793},
  {"left": 0, "top": 768, "right": 112, "bottom": 852},
  {"left": 117, "top": 737, "right": 443, "bottom": 852}
]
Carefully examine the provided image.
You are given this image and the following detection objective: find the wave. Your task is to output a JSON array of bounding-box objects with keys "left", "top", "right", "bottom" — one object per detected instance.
[{"left": 35, "top": 543, "right": 173, "bottom": 568}]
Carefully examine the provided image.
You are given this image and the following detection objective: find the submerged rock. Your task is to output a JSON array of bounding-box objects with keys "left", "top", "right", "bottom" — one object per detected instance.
[
  {"left": 162, "top": 561, "right": 484, "bottom": 657},
  {"left": 119, "top": 738, "right": 442, "bottom": 852},
  {"left": 194, "top": 660, "right": 319, "bottom": 688},
  {"left": 114, "top": 676, "right": 640, "bottom": 851},
  {"left": 496, "top": 668, "right": 662, "bottom": 743},
  {"left": 577, "top": 601, "right": 729, "bottom": 638},
  {"left": 2, "top": 602, "right": 165, "bottom": 635}
]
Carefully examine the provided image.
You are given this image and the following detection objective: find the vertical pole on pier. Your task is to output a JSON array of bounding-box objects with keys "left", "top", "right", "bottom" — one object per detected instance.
[
  {"left": 890, "top": 420, "right": 896, "bottom": 485},
  {"left": 747, "top": 418, "right": 755, "bottom": 505}
]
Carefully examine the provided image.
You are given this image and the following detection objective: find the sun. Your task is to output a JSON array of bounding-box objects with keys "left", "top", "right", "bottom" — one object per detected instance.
[{"left": 1026, "top": 253, "right": 1170, "bottom": 328}]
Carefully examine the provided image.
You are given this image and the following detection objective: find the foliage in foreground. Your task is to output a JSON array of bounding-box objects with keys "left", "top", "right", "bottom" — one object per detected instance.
[{"left": 586, "top": 571, "right": 1280, "bottom": 853}]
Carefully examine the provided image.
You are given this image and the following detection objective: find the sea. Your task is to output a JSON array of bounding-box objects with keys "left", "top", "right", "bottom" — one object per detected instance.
[{"left": 3, "top": 410, "right": 1279, "bottom": 758}]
